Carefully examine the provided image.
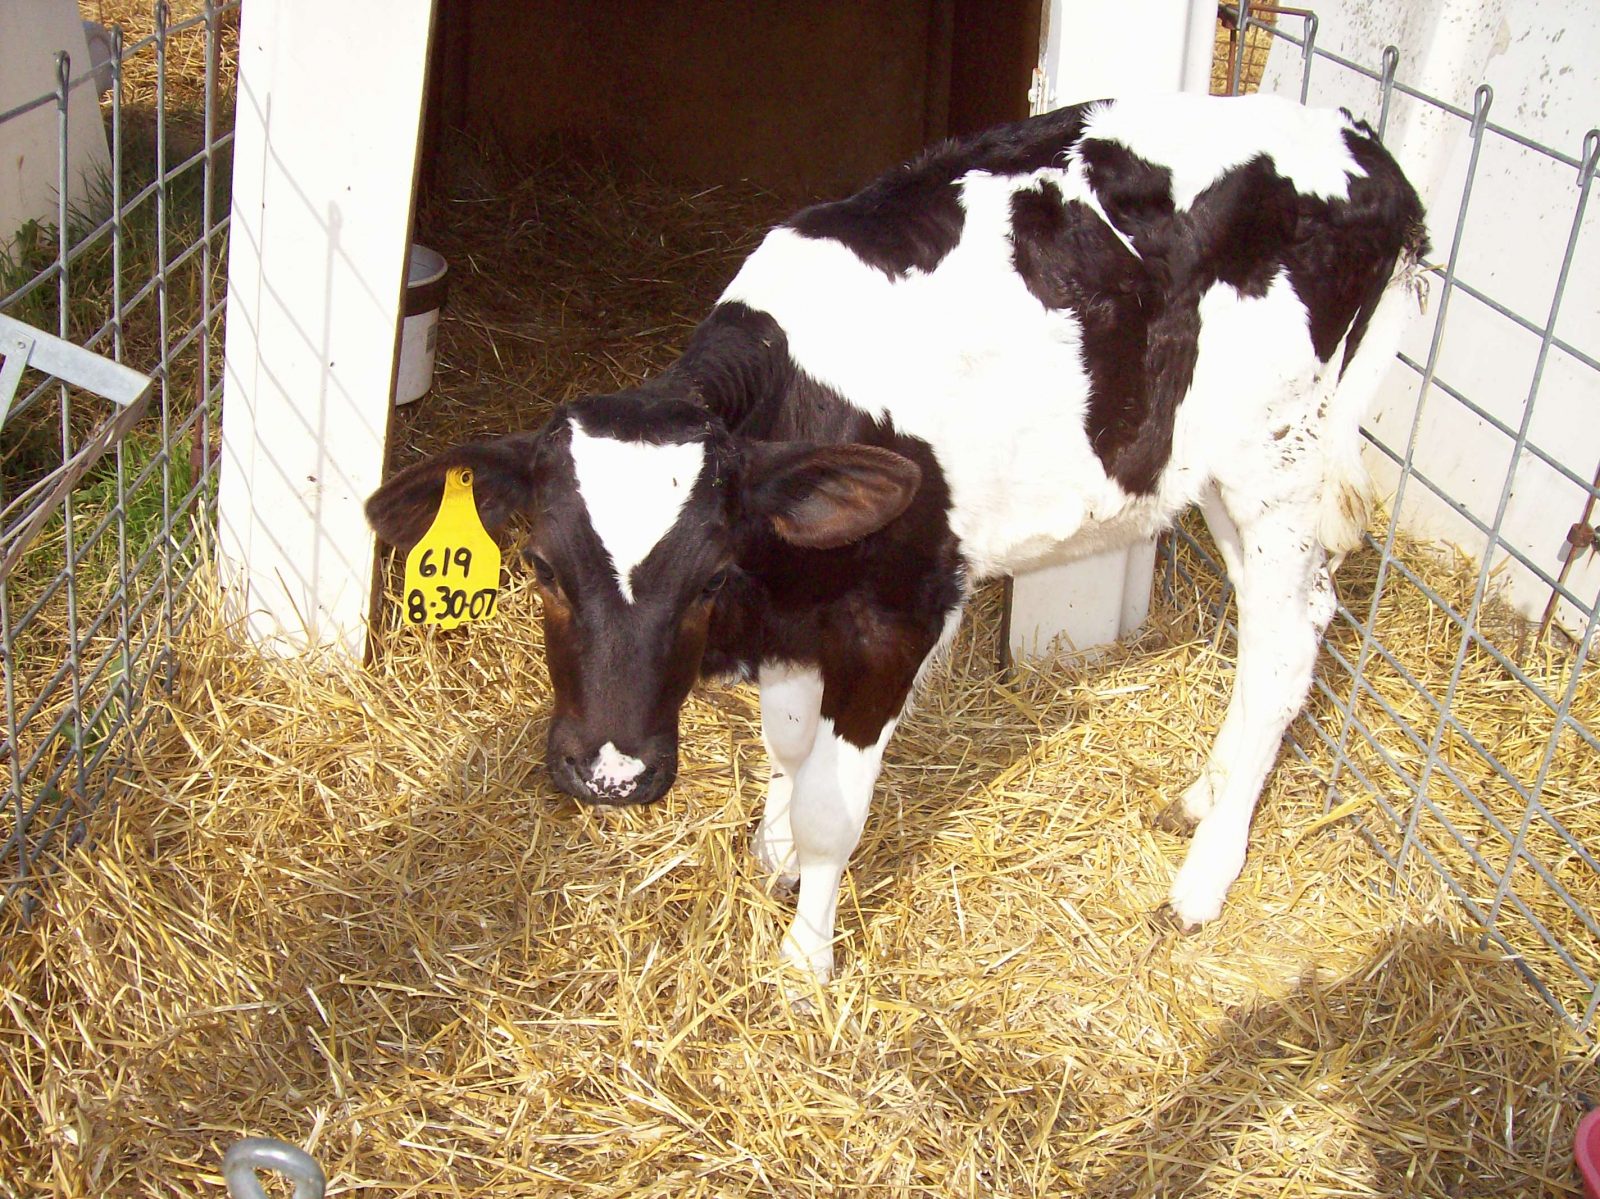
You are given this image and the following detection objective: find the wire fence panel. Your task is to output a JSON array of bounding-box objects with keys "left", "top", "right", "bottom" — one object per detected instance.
[
  {"left": 1191, "top": 3, "right": 1600, "bottom": 1032},
  {"left": 0, "top": 2, "right": 238, "bottom": 916}
]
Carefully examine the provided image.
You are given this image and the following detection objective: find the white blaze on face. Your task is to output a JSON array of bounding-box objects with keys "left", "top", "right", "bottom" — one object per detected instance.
[
  {"left": 590, "top": 741, "right": 647, "bottom": 795},
  {"left": 568, "top": 419, "right": 707, "bottom": 601}
]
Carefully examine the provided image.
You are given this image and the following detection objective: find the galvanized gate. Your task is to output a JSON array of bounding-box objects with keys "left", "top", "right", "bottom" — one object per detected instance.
[{"left": 0, "top": 2, "right": 235, "bottom": 913}]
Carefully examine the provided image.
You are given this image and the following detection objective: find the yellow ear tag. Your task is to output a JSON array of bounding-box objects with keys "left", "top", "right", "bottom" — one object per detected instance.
[{"left": 401, "top": 467, "right": 502, "bottom": 629}]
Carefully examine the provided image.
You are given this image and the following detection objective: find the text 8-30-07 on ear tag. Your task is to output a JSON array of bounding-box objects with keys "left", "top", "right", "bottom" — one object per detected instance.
[{"left": 401, "top": 467, "right": 501, "bottom": 629}]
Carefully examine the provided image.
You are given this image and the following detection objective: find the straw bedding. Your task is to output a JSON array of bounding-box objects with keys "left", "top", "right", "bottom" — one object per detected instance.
[{"left": 5, "top": 102, "right": 1600, "bottom": 1199}]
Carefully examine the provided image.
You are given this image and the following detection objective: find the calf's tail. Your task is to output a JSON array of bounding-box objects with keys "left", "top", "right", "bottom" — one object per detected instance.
[{"left": 1318, "top": 221, "right": 1431, "bottom": 569}]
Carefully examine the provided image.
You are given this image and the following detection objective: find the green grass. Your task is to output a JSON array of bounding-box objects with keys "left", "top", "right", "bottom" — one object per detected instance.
[{"left": 2, "top": 135, "right": 228, "bottom": 488}]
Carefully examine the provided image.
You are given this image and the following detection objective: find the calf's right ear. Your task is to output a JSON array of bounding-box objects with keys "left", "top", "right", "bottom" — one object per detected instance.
[
  {"left": 366, "top": 433, "right": 541, "bottom": 550},
  {"left": 744, "top": 442, "right": 921, "bottom": 549}
]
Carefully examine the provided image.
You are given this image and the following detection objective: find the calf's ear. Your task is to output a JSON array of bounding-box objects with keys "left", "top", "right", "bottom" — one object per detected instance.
[
  {"left": 744, "top": 442, "right": 922, "bottom": 549},
  {"left": 366, "top": 432, "right": 541, "bottom": 549}
]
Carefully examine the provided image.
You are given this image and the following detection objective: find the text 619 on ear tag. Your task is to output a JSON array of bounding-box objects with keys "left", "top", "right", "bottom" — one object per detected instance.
[{"left": 401, "top": 467, "right": 502, "bottom": 629}]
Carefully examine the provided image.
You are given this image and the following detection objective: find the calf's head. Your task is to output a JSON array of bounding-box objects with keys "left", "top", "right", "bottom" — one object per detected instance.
[{"left": 365, "top": 394, "right": 919, "bottom": 806}]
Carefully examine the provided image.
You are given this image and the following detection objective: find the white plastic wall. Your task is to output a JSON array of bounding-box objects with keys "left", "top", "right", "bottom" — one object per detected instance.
[
  {"left": 1038, "top": 0, "right": 1216, "bottom": 109},
  {"left": 217, "top": 1, "right": 436, "bottom": 657},
  {"left": 0, "top": 2, "right": 110, "bottom": 253},
  {"left": 1258, "top": 0, "right": 1599, "bottom": 637},
  {"left": 1008, "top": 0, "right": 1215, "bottom": 661}
]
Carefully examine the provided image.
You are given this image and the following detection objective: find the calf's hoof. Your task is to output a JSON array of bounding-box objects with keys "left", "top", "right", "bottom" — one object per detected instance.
[
  {"left": 1155, "top": 773, "right": 1220, "bottom": 834},
  {"left": 1153, "top": 798, "right": 1199, "bottom": 835},
  {"left": 1165, "top": 868, "right": 1230, "bottom": 932},
  {"left": 751, "top": 835, "right": 800, "bottom": 895},
  {"left": 1152, "top": 902, "right": 1204, "bottom": 936},
  {"left": 780, "top": 983, "right": 822, "bottom": 1016},
  {"left": 780, "top": 935, "right": 833, "bottom": 984},
  {"left": 778, "top": 927, "right": 834, "bottom": 1012}
]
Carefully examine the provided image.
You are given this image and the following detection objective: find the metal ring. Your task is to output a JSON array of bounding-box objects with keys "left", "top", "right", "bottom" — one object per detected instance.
[{"left": 222, "top": 1138, "right": 326, "bottom": 1199}]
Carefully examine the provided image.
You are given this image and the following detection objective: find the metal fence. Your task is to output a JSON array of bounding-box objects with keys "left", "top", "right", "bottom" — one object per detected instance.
[
  {"left": 1167, "top": 2, "right": 1600, "bottom": 1030},
  {"left": 0, "top": 2, "right": 237, "bottom": 915}
]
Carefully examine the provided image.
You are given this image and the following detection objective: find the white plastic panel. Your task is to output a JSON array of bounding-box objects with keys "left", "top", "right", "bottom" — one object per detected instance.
[
  {"left": 217, "top": 0, "right": 436, "bottom": 657},
  {"left": 0, "top": 1, "right": 111, "bottom": 250}
]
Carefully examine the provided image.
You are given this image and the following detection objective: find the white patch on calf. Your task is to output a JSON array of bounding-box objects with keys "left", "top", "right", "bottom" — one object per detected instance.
[
  {"left": 754, "top": 664, "right": 825, "bottom": 885},
  {"left": 720, "top": 185, "right": 1111, "bottom": 581},
  {"left": 590, "top": 741, "right": 646, "bottom": 795},
  {"left": 1162, "top": 274, "right": 1331, "bottom": 522},
  {"left": 1081, "top": 93, "right": 1365, "bottom": 209},
  {"left": 568, "top": 420, "right": 705, "bottom": 601}
]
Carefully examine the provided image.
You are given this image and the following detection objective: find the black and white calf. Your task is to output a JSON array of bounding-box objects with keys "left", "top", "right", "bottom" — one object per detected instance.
[{"left": 368, "top": 93, "right": 1428, "bottom": 982}]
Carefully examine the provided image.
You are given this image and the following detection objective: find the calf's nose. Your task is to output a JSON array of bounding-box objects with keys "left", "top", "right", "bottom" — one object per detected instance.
[
  {"left": 585, "top": 742, "right": 651, "bottom": 800},
  {"left": 547, "top": 731, "right": 675, "bottom": 806}
]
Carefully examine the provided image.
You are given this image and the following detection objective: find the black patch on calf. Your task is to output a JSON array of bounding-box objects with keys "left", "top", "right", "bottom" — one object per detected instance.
[
  {"left": 789, "top": 104, "right": 1093, "bottom": 279},
  {"left": 1285, "top": 127, "right": 1431, "bottom": 370},
  {"left": 1187, "top": 155, "right": 1300, "bottom": 298},
  {"left": 1076, "top": 138, "right": 1176, "bottom": 255},
  {"left": 1011, "top": 130, "right": 1422, "bottom": 495},
  {"left": 703, "top": 374, "right": 963, "bottom": 749},
  {"left": 669, "top": 302, "right": 793, "bottom": 430},
  {"left": 1010, "top": 180, "right": 1163, "bottom": 492},
  {"left": 789, "top": 174, "right": 967, "bottom": 279},
  {"left": 1008, "top": 145, "right": 1226, "bottom": 496},
  {"left": 562, "top": 390, "right": 719, "bottom": 449}
]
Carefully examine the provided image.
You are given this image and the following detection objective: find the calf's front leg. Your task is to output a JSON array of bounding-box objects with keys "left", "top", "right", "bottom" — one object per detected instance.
[
  {"left": 754, "top": 664, "right": 825, "bottom": 888},
  {"left": 780, "top": 716, "right": 898, "bottom": 982},
  {"left": 773, "top": 603, "right": 956, "bottom": 984}
]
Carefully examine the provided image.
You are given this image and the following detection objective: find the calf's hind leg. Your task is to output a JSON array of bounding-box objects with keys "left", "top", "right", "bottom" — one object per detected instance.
[
  {"left": 1161, "top": 483, "right": 1249, "bottom": 830},
  {"left": 1166, "top": 491, "right": 1335, "bottom": 929}
]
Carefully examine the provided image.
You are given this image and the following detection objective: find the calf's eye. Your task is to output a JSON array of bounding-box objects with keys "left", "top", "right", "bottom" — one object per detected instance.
[
  {"left": 527, "top": 553, "right": 557, "bottom": 587},
  {"left": 701, "top": 568, "right": 730, "bottom": 598}
]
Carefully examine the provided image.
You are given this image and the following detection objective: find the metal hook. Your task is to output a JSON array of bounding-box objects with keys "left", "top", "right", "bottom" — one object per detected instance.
[
  {"left": 55, "top": 50, "right": 71, "bottom": 93},
  {"left": 1470, "top": 84, "right": 1493, "bottom": 136},
  {"left": 222, "top": 1138, "right": 326, "bottom": 1199},
  {"left": 1377, "top": 45, "right": 1401, "bottom": 141},
  {"left": 1579, "top": 129, "right": 1599, "bottom": 188}
]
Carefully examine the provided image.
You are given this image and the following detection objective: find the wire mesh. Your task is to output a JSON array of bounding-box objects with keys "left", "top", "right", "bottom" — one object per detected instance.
[{"left": 0, "top": 1, "right": 238, "bottom": 916}]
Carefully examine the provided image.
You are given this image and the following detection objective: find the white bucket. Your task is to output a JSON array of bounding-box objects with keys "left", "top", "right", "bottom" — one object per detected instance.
[{"left": 393, "top": 243, "right": 448, "bottom": 405}]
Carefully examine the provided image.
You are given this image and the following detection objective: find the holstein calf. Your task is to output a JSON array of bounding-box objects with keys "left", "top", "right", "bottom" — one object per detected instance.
[{"left": 368, "top": 94, "right": 1428, "bottom": 983}]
